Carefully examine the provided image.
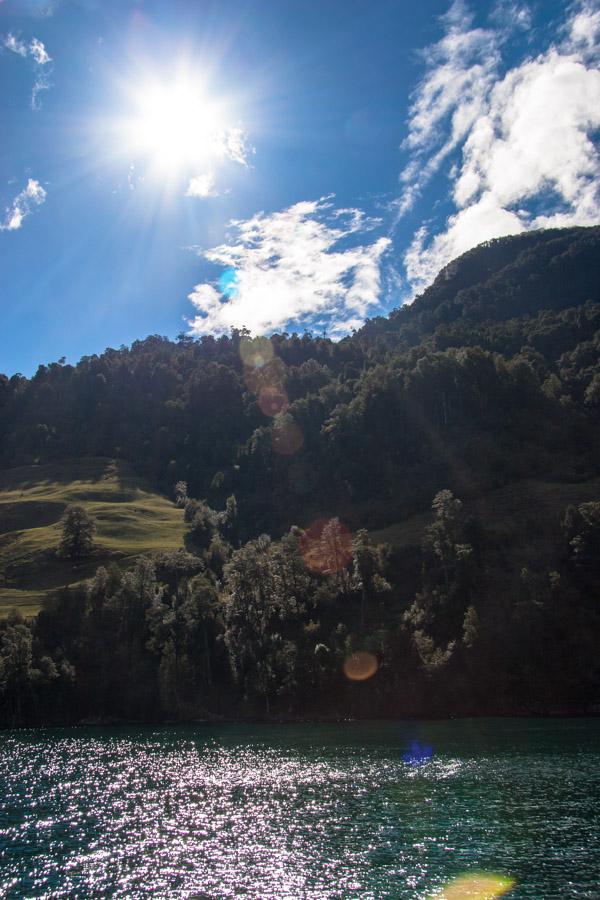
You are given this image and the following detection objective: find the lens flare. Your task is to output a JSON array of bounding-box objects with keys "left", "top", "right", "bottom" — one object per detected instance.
[
  {"left": 430, "top": 873, "right": 516, "bottom": 899},
  {"left": 244, "top": 357, "right": 287, "bottom": 394},
  {"left": 271, "top": 417, "right": 304, "bottom": 456},
  {"left": 239, "top": 335, "right": 274, "bottom": 368},
  {"left": 403, "top": 740, "right": 434, "bottom": 765},
  {"left": 219, "top": 268, "right": 240, "bottom": 299},
  {"left": 299, "top": 518, "right": 353, "bottom": 574},
  {"left": 259, "top": 385, "right": 289, "bottom": 417},
  {"left": 123, "top": 77, "right": 226, "bottom": 175},
  {"left": 343, "top": 651, "right": 378, "bottom": 682}
]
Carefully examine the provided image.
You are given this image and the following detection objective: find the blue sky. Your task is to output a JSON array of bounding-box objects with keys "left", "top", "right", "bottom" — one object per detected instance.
[{"left": 1, "top": 0, "right": 599, "bottom": 376}]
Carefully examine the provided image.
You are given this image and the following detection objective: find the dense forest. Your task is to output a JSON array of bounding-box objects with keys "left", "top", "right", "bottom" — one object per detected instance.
[{"left": 1, "top": 225, "right": 600, "bottom": 725}]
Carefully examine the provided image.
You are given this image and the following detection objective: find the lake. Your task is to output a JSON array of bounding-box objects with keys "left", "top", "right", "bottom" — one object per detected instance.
[{"left": 1, "top": 719, "right": 599, "bottom": 898}]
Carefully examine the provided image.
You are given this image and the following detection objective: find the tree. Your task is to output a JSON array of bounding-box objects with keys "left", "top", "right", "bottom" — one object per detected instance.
[
  {"left": 404, "top": 489, "right": 475, "bottom": 668},
  {"left": 57, "top": 504, "right": 97, "bottom": 559},
  {"left": 0, "top": 613, "right": 63, "bottom": 724},
  {"left": 174, "top": 480, "right": 188, "bottom": 507},
  {"left": 351, "top": 529, "right": 390, "bottom": 628},
  {"left": 184, "top": 499, "right": 218, "bottom": 552},
  {"left": 564, "top": 500, "right": 600, "bottom": 580}
]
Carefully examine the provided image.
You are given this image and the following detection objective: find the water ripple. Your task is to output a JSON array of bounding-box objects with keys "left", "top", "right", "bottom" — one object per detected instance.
[{"left": 1, "top": 720, "right": 599, "bottom": 898}]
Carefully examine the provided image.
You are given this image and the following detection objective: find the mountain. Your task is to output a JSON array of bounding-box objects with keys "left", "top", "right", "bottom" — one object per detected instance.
[{"left": 1, "top": 225, "right": 599, "bottom": 725}]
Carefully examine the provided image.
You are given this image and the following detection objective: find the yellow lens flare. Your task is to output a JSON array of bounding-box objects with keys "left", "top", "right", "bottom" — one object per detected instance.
[
  {"left": 239, "top": 335, "right": 275, "bottom": 369},
  {"left": 430, "top": 873, "right": 516, "bottom": 899}
]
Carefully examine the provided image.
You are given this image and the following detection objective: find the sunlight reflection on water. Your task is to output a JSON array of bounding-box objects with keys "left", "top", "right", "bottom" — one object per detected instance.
[{"left": 1, "top": 721, "right": 599, "bottom": 898}]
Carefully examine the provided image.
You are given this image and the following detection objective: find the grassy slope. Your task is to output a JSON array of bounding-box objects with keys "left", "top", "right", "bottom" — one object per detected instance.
[
  {"left": 1, "top": 455, "right": 599, "bottom": 619},
  {"left": 0, "top": 458, "right": 185, "bottom": 617},
  {"left": 372, "top": 477, "right": 600, "bottom": 560}
]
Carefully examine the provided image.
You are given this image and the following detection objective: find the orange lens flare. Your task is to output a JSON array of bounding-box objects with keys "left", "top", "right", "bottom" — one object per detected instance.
[
  {"left": 271, "top": 418, "right": 304, "bottom": 456},
  {"left": 431, "top": 873, "right": 516, "bottom": 899},
  {"left": 300, "top": 518, "right": 353, "bottom": 574},
  {"left": 259, "top": 385, "right": 289, "bottom": 417},
  {"left": 343, "top": 651, "right": 378, "bottom": 682},
  {"left": 243, "top": 357, "right": 287, "bottom": 393}
]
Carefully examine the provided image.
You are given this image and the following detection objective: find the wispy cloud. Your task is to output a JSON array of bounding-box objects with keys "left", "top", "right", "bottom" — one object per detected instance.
[
  {"left": 2, "top": 33, "right": 52, "bottom": 108},
  {"left": 0, "top": 179, "right": 47, "bottom": 232},
  {"left": 3, "top": 33, "right": 28, "bottom": 57},
  {"left": 187, "top": 198, "right": 391, "bottom": 337},
  {"left": 223, "top": 127, "right": 253, "bottom": 168},
  {"left": 186, "top": 172, "right": 218, "bottom": 198},
  {"left": 401, "top": 0, "right": 600, "bottom": 291},
  {"left": 396, "top": 0, "right": 500, "bottom": 218},
  {"left": 185, "top": 127, "right": 252, "bottom": 199}
]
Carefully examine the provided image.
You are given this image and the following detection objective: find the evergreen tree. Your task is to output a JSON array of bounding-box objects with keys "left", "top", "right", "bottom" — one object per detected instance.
[{"left": 57, "top": 505, "right": 97, "bottom": 559}]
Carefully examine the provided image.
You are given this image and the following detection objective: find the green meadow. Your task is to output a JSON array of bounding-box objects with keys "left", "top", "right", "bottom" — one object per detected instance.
[{"left": 0, "top": 458, "right": 185, "bottom": 617}]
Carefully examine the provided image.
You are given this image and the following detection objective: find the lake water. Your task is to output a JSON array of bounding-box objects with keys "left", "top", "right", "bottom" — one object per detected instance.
[{"left": 1, "top": 719, "right": 599, "bottom": 898}]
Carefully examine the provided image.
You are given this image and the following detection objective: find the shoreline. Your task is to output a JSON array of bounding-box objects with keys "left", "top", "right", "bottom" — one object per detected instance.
[{"left": 3, "top": 708, "right": 599, "bottom": 730}]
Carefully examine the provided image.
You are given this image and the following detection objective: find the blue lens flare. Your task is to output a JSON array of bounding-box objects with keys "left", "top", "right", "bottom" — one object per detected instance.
[
  {"left": 218, "top": 268, "right": 240, "bottom": 298},
  {"left": 403, "top": 740, "right": 433, "bottom": 765}
]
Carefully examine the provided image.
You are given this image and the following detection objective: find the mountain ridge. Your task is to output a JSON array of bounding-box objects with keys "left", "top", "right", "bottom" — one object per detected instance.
[{"left": 1, "top": 225, "right": 600, "bottom": 724}]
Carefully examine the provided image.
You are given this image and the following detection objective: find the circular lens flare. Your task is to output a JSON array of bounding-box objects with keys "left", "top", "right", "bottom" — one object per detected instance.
[
  {"left": 343, "top": 651, "right": 378, "bottom": 682},
  {"left": 239, "top": 335, "right": 274, "bottom": 368},
  {"left": 271, "top": 418, "right": 304, "bottom": 456},
  {"left": 244, "top": 358, "right": 287, "bottom": 394},
  {"left": 259, "top": 386, "right": 289, "bottom": 417},
  {"left": 300, "top": 518, "right": 353, "bottom": 574}
]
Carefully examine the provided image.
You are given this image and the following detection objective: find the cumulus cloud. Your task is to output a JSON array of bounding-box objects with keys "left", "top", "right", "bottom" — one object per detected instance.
[
  {"left": 568, "top": 4, "right": 600, "bottom": 52},
  {"left": 2, "top": 33, "right": 52, "bottom": 108},
  {"left": 0, "top": 179, "right": 47, "bottom": 232},
  {"left": 402, "top": 1, "right": 600, "bottom": 291},
  {"left": 187, "top": 198, "right": 391, "bottom": 337}
]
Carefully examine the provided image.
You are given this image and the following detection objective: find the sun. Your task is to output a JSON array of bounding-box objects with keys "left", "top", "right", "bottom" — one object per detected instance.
[{"left": 123, "top": 76, "right": 226, "bottom": 177}]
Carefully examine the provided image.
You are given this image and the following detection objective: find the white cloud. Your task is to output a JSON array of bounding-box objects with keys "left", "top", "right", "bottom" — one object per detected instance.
[
  {"left": 402, "top": 1, "right": 600, "bottom": 291},
  {"left": 3, "top": 34, "right": 28, "bottom": 57},
  {"left": 223, "top": 127, "right": 253, "bottom": 167},
  {"left": 490, "top": 0, "right": 532, "bottom": 31},
  {"left": 187, "top": 198, "right": 391, "bottom": 336},
  {"left": 186, "top": 172, "right": 218, "bottom": 198},
  {"left": 397, "top": 1, "right": 500, "bottom": 217},
  {"left": 2, "top": 33, "right": 52, "bottom": 108},
  {"left": 568, "top": 4, "right": 600, "bottom": 52},
  {"left": 0, "top": 179, "right": 47, "bottom": 232},
  {"left": 29, "top": 37, "right": 51, "bottom": 65}
]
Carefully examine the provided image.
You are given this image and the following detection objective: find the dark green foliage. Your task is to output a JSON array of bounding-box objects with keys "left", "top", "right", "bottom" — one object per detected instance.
[
  {"left": 563, "top": 500, "right": 600, "bottom": 581},
  {"left": 1, "top": 225, "right": 600, "bottom": 723},
  {"left": 1, "top": 478, "right": 600, "bottom": 723}
]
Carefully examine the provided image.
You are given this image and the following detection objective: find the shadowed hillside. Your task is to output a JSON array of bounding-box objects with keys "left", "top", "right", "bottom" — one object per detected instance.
[
  {"left": 1, "top": 226, "right": 599, "bottom": 725},
  {"left": 0, "top": 458, "right": 185, "bottom": 616}
]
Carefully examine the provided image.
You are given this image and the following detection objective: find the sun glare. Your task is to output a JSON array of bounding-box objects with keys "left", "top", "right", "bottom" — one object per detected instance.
[{"left": 123, "top": 77, "right": 226, "bottom": 176}]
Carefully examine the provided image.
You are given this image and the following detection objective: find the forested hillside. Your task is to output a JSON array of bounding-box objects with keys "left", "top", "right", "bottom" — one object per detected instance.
[{"left": 1, "top": 225, "right": 599, "bottom": 724}]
